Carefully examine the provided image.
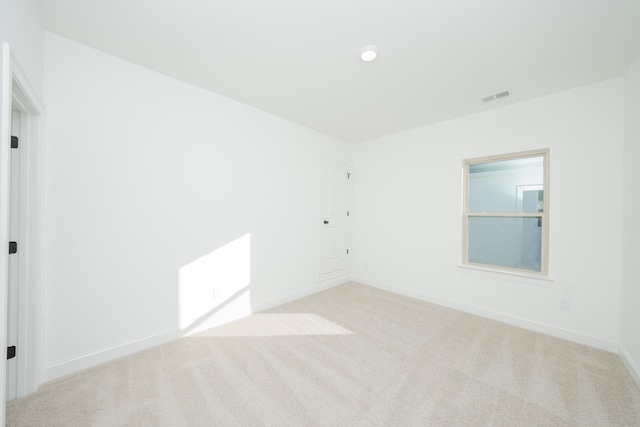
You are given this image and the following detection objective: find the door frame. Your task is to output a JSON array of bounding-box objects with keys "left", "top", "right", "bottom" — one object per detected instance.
[
  {"left": 0, "top": 43, "right": 46, "bottom": 407},
  {"left": 1, "top": 41, "right": 12, "bottom": 418}
]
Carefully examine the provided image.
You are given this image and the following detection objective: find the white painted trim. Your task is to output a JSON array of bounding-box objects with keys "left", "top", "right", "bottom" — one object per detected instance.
[
  {"left": 44, "top": 276, "right": 349, "bottom": 383},
  {"left": 457, "top": 264, "right": 553, "bottom": 287},
  {"left": 620, "top": 344, "right": 640, "bottom": 390},
  {"left": 350, "top": 276, "right": 618, "bottom": 353},
  {"left": 0, "top": 40, "right": 13, "bottom": 422},
  {"left": 318, "top": 269, "right": 350, "bottom": 282},
  {"left": 252, "top": 275, "right": 348, "bottom": 313},
  {"left": 10, "top": 52, "right": 46, "bottom": 398},
  {"left": 43, "top": 328, "right": 181, "bottom": 382},
  {"left": 11, "top": 53, "right": 45, "bottom": 114}
]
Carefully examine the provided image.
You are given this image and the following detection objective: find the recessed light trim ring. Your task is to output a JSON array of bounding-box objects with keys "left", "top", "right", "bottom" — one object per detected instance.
[{"left": 360, "top": 45, "right": 379, "bottom": 62}]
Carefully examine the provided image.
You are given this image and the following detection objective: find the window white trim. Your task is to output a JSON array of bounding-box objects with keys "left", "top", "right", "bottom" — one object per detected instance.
[
  {"left": 457, "top": 264, "right": 554, "bottom": 286},
  {"left": 462, "top": 149, "right": 550, "bottom": 276}
]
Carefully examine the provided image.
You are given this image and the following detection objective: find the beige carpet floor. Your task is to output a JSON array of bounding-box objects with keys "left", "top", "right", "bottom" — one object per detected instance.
[{"left": 7, "top": 282, "right": 640, "bottom": 426}]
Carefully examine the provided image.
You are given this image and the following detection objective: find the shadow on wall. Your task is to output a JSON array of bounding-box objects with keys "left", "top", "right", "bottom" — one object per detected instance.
[{"left": 178, "top": 233, "right": 252, "bottom": 335}]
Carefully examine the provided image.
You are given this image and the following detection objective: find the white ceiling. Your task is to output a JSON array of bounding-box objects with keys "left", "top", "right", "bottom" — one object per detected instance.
[{"left": 41, "top": 0, "right": 640, "bottom": 142}]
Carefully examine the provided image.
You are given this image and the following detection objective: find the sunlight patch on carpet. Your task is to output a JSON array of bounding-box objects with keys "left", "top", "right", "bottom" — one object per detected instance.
[{"left": 200, "top": 313, "right": 354, "bottom": 337}]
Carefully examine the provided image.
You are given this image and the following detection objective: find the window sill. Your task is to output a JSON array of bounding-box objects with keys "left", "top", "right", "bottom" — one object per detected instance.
[{"left": 457, "top": 264, "right": 554, "bottom": 287}]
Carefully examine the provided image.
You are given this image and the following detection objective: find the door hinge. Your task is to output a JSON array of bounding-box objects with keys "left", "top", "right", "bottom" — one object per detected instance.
[
  {"left": 347, "top": 211, "right": 350, "bottom": 216},
  {"left": 9, "top": 241, "right": 17, "bottom": 254},
  {"left": 347, "top": 172, "right": 351, "bottom": 179},
  {"left": 7, "top": 346, "right": 16, "bottom": 360},
  {"left": 11, "top": 136, "right": 18, "bottom": 149},
  {"left": 346, "top": 249, "right": 349, "bottom": 255}
]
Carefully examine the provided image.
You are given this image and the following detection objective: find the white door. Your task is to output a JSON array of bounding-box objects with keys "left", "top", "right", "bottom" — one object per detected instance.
[
  {"left": 6, "top": 109, "right": 19, "bottom": 400},
  {"left": 319, "top": 158, "right": 351, "bottom": 278}
]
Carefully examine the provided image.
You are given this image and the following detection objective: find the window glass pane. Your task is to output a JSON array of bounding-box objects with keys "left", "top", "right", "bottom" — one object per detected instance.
[
  {"left": 468, "top": 156, "right": 544, "bottom": 213},
  {"left": 468, "top": 216, "right": 542, "bottom": 272}
]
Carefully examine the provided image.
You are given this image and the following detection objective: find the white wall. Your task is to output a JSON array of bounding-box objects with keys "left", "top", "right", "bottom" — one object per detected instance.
[
  {"left": 352, "top": 78, "right": 624, "bottom": 351},
  {"left": 43, "top": 32, "right": 351, "bottom": 380},
  {"left": 0, "top": 0, "right": 44, "bottom": 98},
  {"left": 621, "top": 53, "right": 640, "bottom": 387}
]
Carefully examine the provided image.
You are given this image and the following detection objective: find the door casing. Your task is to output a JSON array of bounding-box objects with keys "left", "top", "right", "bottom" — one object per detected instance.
[{"left": 0, "top": 43, "right": 46, "bottom": 408}]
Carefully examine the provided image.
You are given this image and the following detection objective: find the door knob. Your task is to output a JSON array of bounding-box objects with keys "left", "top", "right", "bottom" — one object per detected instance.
[{"left": 323, "top": 220, "right": 329, "bottom": 224}]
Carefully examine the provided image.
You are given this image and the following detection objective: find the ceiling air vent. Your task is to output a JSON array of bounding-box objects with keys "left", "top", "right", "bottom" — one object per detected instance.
[{"left": 482, "top": 90, "right": 510, "bottom": 103}]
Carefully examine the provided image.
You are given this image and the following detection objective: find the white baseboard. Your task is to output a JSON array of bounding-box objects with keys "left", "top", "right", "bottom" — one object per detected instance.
[
  {"left": 251, "top": 274, "right": 348, "bottom": 313},
  {"left": 350, "top": 276, "right": 619, "bottom": 353},
  {"left": 620, "top": 344, "right": 640, "bottom": 390},
  {"left": 43, "top": 327, "right": 181, "bottom": 383},
  {"left": 43, "top": 276, "right": 350, "bottom": 384}
]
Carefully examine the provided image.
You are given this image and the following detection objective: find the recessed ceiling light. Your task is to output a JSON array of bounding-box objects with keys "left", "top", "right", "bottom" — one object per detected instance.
[{"left": 360, "top": 45, "right": 378, "bottom": 62}]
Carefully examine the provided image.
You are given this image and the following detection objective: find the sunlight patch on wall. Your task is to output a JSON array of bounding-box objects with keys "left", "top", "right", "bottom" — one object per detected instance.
[
  {"left": 178, "top": 233, "right": 251, "bottom": 332},
  {"left": 198, "top": 313, "right": 354, "bottom": 337}
]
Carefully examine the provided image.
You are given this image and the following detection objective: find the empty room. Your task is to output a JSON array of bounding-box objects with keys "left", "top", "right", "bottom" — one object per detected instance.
[{"left": 1, "top": 0, "right": 640, "bottom": 425}]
